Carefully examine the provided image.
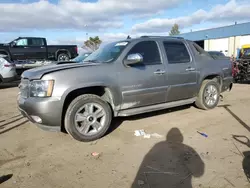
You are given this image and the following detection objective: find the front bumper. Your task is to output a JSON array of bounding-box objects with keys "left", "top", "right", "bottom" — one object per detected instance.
[
  {"left": 221, "top": 76, "right": 233, "bottom": 92},
  {"left": 17, "top": 94, "right": 62, "bottom": 132},
  {"left": 2, "top": 76, "right": 17, "bottom": 83}
]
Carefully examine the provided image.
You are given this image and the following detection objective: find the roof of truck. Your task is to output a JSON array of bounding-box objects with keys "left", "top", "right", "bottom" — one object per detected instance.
[
  {"left": 18, "top": 37, "right": 45, "bottom": 39},
  {"left": 120, "top": 36, "right": 185, "bottom": 43}
]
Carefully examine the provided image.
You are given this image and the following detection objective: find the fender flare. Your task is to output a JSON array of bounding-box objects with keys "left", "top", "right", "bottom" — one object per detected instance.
[
  {"left": 55, "top": 49, "right": 71, "bottom": 59},
  {"left": 199, "top": 73, "right": 223, "bottom": 91},
  {"left": 60, "top": 83, "right": 120, "bottom": 110},
  {"left": 0, "top": 50, "right": 10, "bottom": 58}
]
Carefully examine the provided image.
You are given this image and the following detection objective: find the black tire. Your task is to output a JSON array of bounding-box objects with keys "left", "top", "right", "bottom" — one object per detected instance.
[
  {"left": 57, "top": 53, "right": 70, "bottom": 61},
  {"left": 64, "top": 94, "right": 112, "bottom": 142},
  {"left": 195, "top": 80, "right": 220, "bottom": 110}
]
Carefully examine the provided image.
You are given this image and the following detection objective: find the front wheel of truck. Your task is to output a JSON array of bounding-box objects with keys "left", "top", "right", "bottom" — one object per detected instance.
[
  {"left": 195, "top": 80, "right": 220, "bottom": 110},
  {"left": 64, "top": 94, "right": 112, "bottom": 142}
]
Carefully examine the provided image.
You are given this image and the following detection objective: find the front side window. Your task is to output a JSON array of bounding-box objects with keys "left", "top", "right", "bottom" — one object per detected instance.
[
  {"left": 16, "top": 39, "right": 28, "bottom": 46},
  {"left": 163, "top": 41, "right": 191, "bottom": 64},
  {"left": 127, "top": 41, "right": 161, "bottom": 65}
]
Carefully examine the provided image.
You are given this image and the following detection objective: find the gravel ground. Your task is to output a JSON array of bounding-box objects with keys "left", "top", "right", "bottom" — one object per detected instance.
[{"left": 0, "top": 83, "right": 250, "bottom": 188}]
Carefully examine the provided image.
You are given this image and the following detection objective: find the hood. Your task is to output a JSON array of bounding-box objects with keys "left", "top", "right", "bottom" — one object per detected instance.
[
  {"left": 0, "top": 43, "right": 10, "bottom": 46},
  {"left": 22, "top": 61, "right": 100, "bottom": 80},
  {"left": 0, "top": 43, "right": 9, "bottom": 47}
]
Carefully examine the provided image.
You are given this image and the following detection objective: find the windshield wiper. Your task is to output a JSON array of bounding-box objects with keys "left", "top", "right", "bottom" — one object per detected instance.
[{"left": 83, "top": 59, "right": 99, "bottom": 63}]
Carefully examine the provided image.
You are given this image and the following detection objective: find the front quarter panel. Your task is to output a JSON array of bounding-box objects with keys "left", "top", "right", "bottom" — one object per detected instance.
[{"left": 42, "top": 64, "right": 122, "bottom": 109}]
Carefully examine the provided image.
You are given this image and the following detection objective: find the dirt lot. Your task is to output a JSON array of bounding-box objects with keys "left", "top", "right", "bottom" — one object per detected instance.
[{"left": 0, "top": 83, "right": 250, "bottom": 188}]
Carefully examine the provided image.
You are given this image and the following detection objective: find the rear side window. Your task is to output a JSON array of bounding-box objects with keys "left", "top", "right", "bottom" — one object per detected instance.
[
  {"left": 128, "top": 41, "right": 161, "bottom": 65},
  {"left": 163, "top": 41, "right": 191, "bottom": 64},
  {"left": 29, "top": 38, "right": 45, "bottom": 46}
]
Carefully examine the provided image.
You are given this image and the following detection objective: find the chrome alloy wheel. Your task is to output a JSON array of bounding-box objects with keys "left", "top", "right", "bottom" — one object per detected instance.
[
  {"left": 74, "top": 103, "right": 107, "bottom": 136},
  {"left": 204, "top": 85, "right": 218, "bottom": 106}
]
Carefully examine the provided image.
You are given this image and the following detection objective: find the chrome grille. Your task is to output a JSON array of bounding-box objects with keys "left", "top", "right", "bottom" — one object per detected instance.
[{"left": 19, "top": 79, "right": 29, "bottom": 98}]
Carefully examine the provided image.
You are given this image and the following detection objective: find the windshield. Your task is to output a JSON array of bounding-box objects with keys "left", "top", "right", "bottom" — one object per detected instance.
[
  {"left": 83, "top": 41, "right": 129, "bottom": 63},
  {"left": 72, "top": 52, "right": 91, "bottom": 62}
]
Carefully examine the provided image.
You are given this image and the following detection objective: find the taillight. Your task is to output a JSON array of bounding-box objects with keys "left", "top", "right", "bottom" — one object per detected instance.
[
  {"left": 75, "top": 47, "right": 78, "bottom": 54},
  {"left": 4, "top": 63, "right": 15, "bottom": 67}
]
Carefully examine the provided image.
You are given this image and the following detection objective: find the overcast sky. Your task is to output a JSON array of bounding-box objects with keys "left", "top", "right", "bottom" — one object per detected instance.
[{"left": 0, "top": 0, "right": 250, "bottom": 46}]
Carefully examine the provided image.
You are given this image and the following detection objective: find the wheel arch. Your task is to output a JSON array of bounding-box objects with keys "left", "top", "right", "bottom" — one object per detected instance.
[
  {"left": 56, "top": 49, "right": 71, "bottom": 60},
  {"left": 61, "top": 85, "right": 117, "bottom": 131},
  {"left": 0, "top": 50, "right": 10, "bottom": 59},
  {"left": 200, "top": 74, "right": 223, "bottom": 92}
]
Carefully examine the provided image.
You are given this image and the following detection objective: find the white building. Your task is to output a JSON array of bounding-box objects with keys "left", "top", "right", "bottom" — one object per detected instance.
[{"left": 176, "top": 22, "right": 250, "bottom": 57}]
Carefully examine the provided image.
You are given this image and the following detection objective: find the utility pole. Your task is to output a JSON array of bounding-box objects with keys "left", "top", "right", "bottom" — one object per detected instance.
[{"left": 86, "top": 33, "right": 88, "bottom": 41}]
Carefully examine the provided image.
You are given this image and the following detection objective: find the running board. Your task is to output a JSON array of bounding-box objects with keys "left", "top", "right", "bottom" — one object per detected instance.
[{"left": 117, "top": 98, "right": 196, "bottom": 117}]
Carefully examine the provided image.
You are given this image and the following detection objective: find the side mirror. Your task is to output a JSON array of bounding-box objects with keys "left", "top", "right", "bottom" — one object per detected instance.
[
  {"left": 10, "top": 42, "right": 16, "bottom": 47},
  {"left": 124, "top": 53, "right": 143, "bottom": 66}
]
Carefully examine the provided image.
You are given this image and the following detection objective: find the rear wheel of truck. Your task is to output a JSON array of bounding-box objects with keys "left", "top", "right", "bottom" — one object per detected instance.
[
  {"left": 195, "top": 80, "right": 220, "bottom": 110},
  {"left": 57, "top": 53, "right": 69, "bottom": 61},
  {"left": 64, "top": 94, "right": 112, "bottom": 142}
]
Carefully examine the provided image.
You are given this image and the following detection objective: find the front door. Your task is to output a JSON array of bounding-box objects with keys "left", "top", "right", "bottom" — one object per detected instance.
[
  {"left": 162, "top": 40, "right": 198, "bottom": 102},
  {"left": 9, "top": 38, "right": 30, "bottom": 61},
  {"left": 118, "top": 40, "right": 168, "bottom": 110}
]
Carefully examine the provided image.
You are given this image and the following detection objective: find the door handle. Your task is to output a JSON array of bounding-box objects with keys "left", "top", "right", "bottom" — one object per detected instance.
[
  {"left": 154, "top": 69, "right": 166, "bottom": 75},
  {"left": 24, "top": 47, "right": 29, "bottom": 49},
  {"left": 41, "top": 46, "right": 45, "bottom": 48},
  {"left": 185, "top": 67, "right": 196, "bottom": 71}
]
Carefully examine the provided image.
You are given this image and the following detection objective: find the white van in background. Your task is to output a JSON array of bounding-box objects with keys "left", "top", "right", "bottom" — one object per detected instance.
[{"left": 0, "top": 55, "right": 17, "bottom": 83}]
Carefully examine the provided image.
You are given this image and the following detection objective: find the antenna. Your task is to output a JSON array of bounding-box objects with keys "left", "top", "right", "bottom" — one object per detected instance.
[{"left": 140, "top": 36, "right": 184, "bottom": 39}]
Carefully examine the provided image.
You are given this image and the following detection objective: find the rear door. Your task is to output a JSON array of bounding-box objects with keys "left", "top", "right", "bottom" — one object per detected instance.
[
  {"left": 27, "top": 38, "right": 47, "bottom": 60},
  {"left": 163, "top": 40, "right": 198, "bottom": 102},
  {"left": 118, "top": 40, "right": 168, "bottom": 109}
]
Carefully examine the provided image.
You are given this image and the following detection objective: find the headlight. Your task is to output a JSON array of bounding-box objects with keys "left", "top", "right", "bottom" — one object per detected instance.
[{"left": 30, "top": 80, "right": 54, "bottom": 97}]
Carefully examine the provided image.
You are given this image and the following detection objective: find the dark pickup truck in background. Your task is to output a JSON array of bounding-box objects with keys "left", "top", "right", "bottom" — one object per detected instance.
[{"left": 0, "top": 37, "right": 78, "bottom": 62}]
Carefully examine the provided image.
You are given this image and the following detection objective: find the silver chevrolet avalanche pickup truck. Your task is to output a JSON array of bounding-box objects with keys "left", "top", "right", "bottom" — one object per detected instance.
[{"left": 17, "top": 36, "right": 233, "bottom": 142}]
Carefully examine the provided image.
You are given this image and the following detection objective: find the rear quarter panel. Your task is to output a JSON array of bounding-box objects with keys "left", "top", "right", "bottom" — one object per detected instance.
[
  {"left": 196, "top": 58, "right": 232, "bottom": 92},
  {"left": 187, "top": 42, "right": 230, "bottom": 92},
  {"left": 47, "top": 45, "right": 78, "bottom": 60}
]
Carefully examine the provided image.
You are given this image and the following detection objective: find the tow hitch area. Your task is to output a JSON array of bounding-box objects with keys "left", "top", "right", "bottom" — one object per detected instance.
[{"left": 229, "top": 83, "right": 233, "bottom": 91}]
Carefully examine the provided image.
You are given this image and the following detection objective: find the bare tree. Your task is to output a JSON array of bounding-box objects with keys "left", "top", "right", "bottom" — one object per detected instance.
[
  {"left": 83, "top": 36, "right": 102, "bottom": 52},
  {"left": 169, "top": 24, "right": 180, "bottom": 36}
]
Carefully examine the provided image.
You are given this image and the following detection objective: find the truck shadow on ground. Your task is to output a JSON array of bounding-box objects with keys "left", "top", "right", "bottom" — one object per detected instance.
[
  {"left": 107, "top": 104, "right": 192, "bottom": 136},
  {"left": 0, "top": 114, "right": 28, "bottom": 134},
  {"left": 131, "top": 127, "right": 205, "bottom": 188},
  {"left": 0, "top": 80, "right": 20, "bottom": 89},
  {"left": 218, "top": 104, "right": 250, "bottom": 183},
  {"left": 0, "top": 174, "right": 13, "bottom": 184},
  {"left": 234, "top": 80, "right": 250, "bottom": 85}
]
